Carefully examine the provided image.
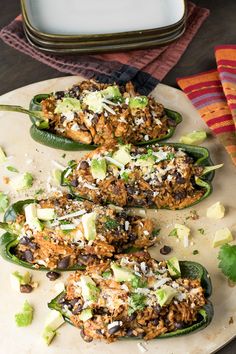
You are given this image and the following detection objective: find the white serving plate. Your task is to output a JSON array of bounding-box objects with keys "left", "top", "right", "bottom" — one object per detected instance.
[
  {"left": 0, "top": 76, "right": 236, "bottom": 354},
  {"left": 23, "top": 0, "right": 186, "bottom": 35}
]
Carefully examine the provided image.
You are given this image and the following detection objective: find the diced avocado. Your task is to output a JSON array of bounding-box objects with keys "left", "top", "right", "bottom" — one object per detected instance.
[
  {"left": 81, "top": 212, "right": 97, "bottom": 241},
  {"left": 51, "top": 169, "right": 62, "bottom": 185},
  {"left": 44, "top": 310, "right": 65, "bottom": 330},
  {"left": 174, "top": 223, "right": 191, "bottom": 239},
  {"left": 112, "top": 145, "right": 131, "bottom": 165},
  {"left": 0, "top": 146, "right": 7, "bottom": 163},
  {"left": 10, "top": 172, "right": 33, "bottom": 191},
  {"left": 10, "top": 271, "right": 31, "bottom": 292},
  {"left": 54, "top": 97, "right": 81, "bottom": 114},
  {"left": 15, "top": 300, "right": 34, "bottom": 327},
  {"left": 105, "top": 156, "right": 124, "bottom": 169},
  {"left": 111, "top": 263, "right": 136, "bottom": 282},
  {"left": 207, "top": 201, "right": 225, "bottom": 219},
  {"left": 42, "top": 310, "right": 64, "bottom": 345},
  {"left": 135, "top": 157, "right": 155, "bottom": 168},
  {"left": 167, "top": 257, "right": 181, "bottom": 278},
  {"left": 179, "top": 131, "right": 207, "bottom": 145},
  {"left": 80, "top": 275, "right": 100, "bottom": 302},
  {"left": 83, "top": 91, "right": 103, "bottom": 113},
  {"left": 24, "top": 203, "right": 43, "bottom": 231},
  {"left": 37, "top": 208, "right": 55, "bottom": 221},
  {"left": 0, "top": 192, "right": 9, "bottom": 213},
  {"left": 213, "top": 227, "right": 233, "bottom": 248},
  {"left": 79, "top": 308, "right": 93, "bottom": 322},
  {"left": 42, "top": 326, "right": 56, "bottom": 345},
  {"left": 155, "top": 285, "right": 178, "bottom": 307},
  {"left": 90, "top": 158, "right": 107, "bottom": 180},
  {"left": 101, "top": 86, "right": 122, "bottom": 100},
  {"left": 129, "top": 96, "right": 148, "bottom": 110}
]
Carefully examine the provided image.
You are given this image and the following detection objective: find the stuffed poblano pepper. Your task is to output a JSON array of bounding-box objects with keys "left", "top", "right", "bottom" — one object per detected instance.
[
  {"left": 0, "top": 193, "right": 158, "bottom": 271},
  {"left": 0, "top": 80, "right": 182, "bottom": 151},
  {"left": 61, "top": 143, "right": 222, "bottom": 209},
  {"left": 48, "top": 252, "right": 213, "bottom": 343}
]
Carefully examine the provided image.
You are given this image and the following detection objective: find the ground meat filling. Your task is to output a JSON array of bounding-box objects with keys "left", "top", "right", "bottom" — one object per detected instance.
[
  {"left": 41, "top": 80, "right": 173, "bottom": 145},
  {"left": 58, "top": 253, "right": 207, "bottom": 343},
  {"left": 66, "top": 144, "right": 205, "bottom": 209},
  {"left": 10, "top": 194, "right": 157, "bottom": 269}
]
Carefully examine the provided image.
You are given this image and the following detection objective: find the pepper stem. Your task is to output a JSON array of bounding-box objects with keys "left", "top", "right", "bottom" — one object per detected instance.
[{"left": 0, "top": 104, "right": 48, "bottom": 128}]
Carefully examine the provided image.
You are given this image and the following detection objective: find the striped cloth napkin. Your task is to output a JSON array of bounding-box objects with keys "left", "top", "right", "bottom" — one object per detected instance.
[{"left": 177, "top": 45, "right": 236, "bottom": 166}]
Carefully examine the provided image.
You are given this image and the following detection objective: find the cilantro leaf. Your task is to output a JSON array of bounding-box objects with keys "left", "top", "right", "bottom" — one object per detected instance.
[
  {"left": 0, "top": 192, "right": 9, "bottom": 213},
  {"left": 218, "top": 244, "right": 236, "bottom": 282},
  {"left": 128, "top": 293, "right": 146, "bottom": 315},
  {"left": 168, "top": 228, "right": 178, "bottom": 237},
  {"left": 7, "top": 166, "right": 19, "bottom": 173},
  {"left": 104, "top": 217, "right": 119, "bottom": 230},
  {"left": 131, "top": 276, "right": 147, "bottom": 289}
]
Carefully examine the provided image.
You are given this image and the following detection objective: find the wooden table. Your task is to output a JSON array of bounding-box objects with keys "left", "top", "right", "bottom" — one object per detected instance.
[{"left": 0, "top": 1, "right": 235, "bottom": 353}]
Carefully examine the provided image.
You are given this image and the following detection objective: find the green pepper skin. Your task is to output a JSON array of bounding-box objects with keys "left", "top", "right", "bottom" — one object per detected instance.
[
  {"left": 61, "top": 143, "right": 214, "bottom": 210},
  {"left": 48, "top": 260, "right": 214, "bottom": 338},
  {"left": 28, "top": 94, "right": 182, "bottom": 151},
  {"left": 0, "top": 199, "right": 85, "bottom": 272}
]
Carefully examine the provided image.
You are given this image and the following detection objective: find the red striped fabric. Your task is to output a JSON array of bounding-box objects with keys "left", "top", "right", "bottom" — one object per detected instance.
[{"left": 177, "top": 48, "right": 236, "bottom": 166}]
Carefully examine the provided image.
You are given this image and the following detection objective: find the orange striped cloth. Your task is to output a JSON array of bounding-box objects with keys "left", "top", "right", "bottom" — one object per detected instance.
[{"left": 177, "top": 45, "right": 236, "bottom": 166}]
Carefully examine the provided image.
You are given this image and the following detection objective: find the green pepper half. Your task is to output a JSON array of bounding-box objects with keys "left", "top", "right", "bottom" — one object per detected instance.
[
  {"left": 0, "top": 199, "right": 85, "bottom": 272},
  {"left": 0, "top": 94, "right": 182, "bottom": 151},
  {"left": 48, "top": 260, "right": 213, "bottom": 338},
  {"left": 61, "top": 143, "right": 215, "bottom": 210}
]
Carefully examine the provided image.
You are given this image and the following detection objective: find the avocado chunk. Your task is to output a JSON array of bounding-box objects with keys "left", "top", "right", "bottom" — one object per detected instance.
[
  {"left": 90, "top": 158, "right": 107, "bottom": 180},
  {"left": 101, "top": 86, "right": 122, "bottom": 100},
  {"left": 37, "top": 208, "right": 55, "bottom": 221},
  {"left": 10, "top": 172, "right": 33, "bottom": 191},
  {"left": 111, "top": 263, "right": 136, "bottom": 282},
  {"left": 129, "top": 96, "right": 148, "bottom": 110},
  {"left": 167, "top": 257, "right": 181, "bottom": 278},
  {"left": 81, "top": 212, "right": 97, "bottom": 241},
  {"left": 155, "top": 285, "right": 178, "bottom": 307},
  {"left": 79, "top": 308, "right": 93, "bottom": 322},
  {"left": 213, "top": 227, "right": 233, "bottom": 248},
  {"left": 24, "top": 203, "right": 43, "bottom": 231},
  {"left": 42, "top": 310, "right": 65, "bottom": 345},
  {"left": 51, "top": 169, "right": 62, "bottom": 185},
  {"left": 10, "top": 271, "right": 31, "bottom": 292},
  {"left": 207, "top": 201, "right": 225, "bottom": 219},
  {"left": 112, "top": 145, "right": 131, "bottom": 165},
  {"left": 179, "top": 130, "right": 207, "bottom": 145},
  {"left": 54, "top": 97, "right": 81, "bottom": 114},
  {"left": 83, "top": 91, "right": 103, "bottom": 113},
  {"left": 79, "top": 275, "right": 100, "bottom": 303}
]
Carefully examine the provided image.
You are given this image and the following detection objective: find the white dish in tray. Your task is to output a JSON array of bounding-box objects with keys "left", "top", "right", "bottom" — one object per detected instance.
[{"left": 23, "top": 0, "right": 186, "bottom": 35}]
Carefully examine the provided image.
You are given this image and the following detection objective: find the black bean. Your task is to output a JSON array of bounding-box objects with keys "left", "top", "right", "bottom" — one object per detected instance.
[
  {"left": 72, "top": 304, "right": 83, "bottom": 315},
  {"left": 79, "top": 124, "right": 88, "bottom": 131},
  {"left": 66, "top": 193, "right": 74, "bottom": 200},
  {"left": 92, "top": 114, "right": 99, "bottom": 125},
  {"left": 175, "top": 322, "right": 184, "bottom": 329},
  {"left": 153, "top": 318, "right": 159, "bottom": 326},
  {"left": 175, "top": 173, "right": 186, "bottom": 185},
  {"left": 160, "top": 245, "right": 172, "bottom": 255},
  {"left": 153, "top": 304, "right": 161, "bottom": 313},
  {"left": 80, "top": 329, "right": 93, "bottom": 342},
  {"left": 167, "top": 118, "right": 177, "bottom": 127},
  {"left": 54, "top": 91, "right": 65, "bottom": 100},
  {"left": 20, "top": 284, "right": 33, "bottom": 293},
  {"left": 129, "top": 312, "right": 137, "bottom": 321},
  {"left": 28, "top": 242, "right": 38, "bottom": 250},
  {"left": 96, "top": 329, "right": 103, "bottom": 335},
  {"left": 46, "top": 271, "right": 61, "bottom": 281},
  {"left": 126, "top": 328, "right": 134, "bottom": 337},
  {"left": 126, "top": 185, "right": 137, "bottom": 194},
  {"left": 24, "top": 250, "right": 34, "bottom": 262},
  {"left": 80, "top": 161, "right": 89, "bottom": 170},
  {"left": 70, "top": 179, "right": 78, "bottom": 187},
  {"left": 174, "top": 190, "right": 186, "bottom": 201},
  {"left": 19, "top": 237, "right": 30, "bottom": 245},
  {"left": 128, "top": 234, "right": 137, "bottom": 242},
  {"left": 57, "top": 256, "right": 70, "bottom": 269},
  {"left": 185, "top": 156, "right": 194, "bottom": 164},
  {"left": 108, "top": 325, "right": 121, "bottom": 335}
]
